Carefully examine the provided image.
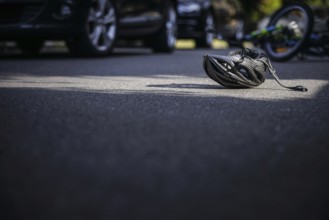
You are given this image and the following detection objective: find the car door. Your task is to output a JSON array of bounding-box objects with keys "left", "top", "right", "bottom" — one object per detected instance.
[{"left": 118, "top": 0, "right": 163, "bottom": 35}]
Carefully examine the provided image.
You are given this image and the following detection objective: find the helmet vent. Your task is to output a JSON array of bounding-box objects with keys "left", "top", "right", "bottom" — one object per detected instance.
[{"left": 238, "top": 66, "right": 250, "bottom": 79}]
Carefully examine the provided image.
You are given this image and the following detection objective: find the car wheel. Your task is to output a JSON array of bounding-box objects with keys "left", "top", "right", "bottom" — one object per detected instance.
[
  {"left": 67, "top": 0, "right": 117, "bottom": 56},
  {"left": 150, "top": 1, "right": 177, "bottom": 53},
  {"left": 196, "top": 12, "right": 214, "bottom": 48},
  {"left": 17, "top": 39, "right": 44, "bottom": 54}
]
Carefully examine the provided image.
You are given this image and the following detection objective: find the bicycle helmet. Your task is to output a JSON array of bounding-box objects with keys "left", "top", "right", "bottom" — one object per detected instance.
[{"left": 203, "top": 48, "right": 307, "bottom": 91}]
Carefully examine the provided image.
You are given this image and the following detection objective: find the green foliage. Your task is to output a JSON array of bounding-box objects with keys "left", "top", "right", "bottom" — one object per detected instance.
[
  {"left": 259, "top": 0, "right": 282, "bottom": 15},
  {"left": 238, "top": 0, "right": 281, "bottom": 21},
  {"left": 305, "top": 0, "right": 329, "bottom": 6},
  {"left": 238, "top": 0, "right": 328, "bottom": 22}
]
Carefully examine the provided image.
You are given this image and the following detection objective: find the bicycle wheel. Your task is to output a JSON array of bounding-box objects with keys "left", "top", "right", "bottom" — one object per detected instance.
[{"left": 263, "top": 3, "right": 313, "bottom": 61}]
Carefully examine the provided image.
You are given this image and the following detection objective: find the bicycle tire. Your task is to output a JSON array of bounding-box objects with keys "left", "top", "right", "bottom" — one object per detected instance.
[{"left": 263, "top": 3, "right": 314, "bottom": 62}]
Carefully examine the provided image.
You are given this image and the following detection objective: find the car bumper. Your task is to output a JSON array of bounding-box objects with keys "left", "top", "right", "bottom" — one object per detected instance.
[
  {"left": 0, "top": 1, "right": 87, "bottom": 40},
  {"left": 0, "top": 23, "right": 83, "bottom": 40}
]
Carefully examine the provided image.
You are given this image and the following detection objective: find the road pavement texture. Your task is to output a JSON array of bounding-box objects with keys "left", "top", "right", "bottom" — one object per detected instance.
[{"left": 0, "top": 48, "right": 329, "bottom": 220}]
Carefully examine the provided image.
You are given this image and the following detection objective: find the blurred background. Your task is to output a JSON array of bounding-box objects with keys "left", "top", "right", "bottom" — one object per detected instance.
[
  {"left": 0, "top": 0, "right": 328, "bottom": 54},
  {"left": 177, "top": 0, "right": 329, "bottom": 49}
]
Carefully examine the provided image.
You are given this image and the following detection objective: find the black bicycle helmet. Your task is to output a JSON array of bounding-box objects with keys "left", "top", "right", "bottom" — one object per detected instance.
[{"left": 203, "top": 48, "right": 307, "bottom": 91}]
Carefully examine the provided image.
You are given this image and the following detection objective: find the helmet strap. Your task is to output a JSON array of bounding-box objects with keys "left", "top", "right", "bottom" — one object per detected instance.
[{"left": 259, "top": 58, "right": 308, "bottom": 92}]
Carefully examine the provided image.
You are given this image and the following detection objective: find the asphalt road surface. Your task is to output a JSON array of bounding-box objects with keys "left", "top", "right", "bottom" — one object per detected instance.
[{"left": 1, "top": 47, "right": 329, "bottom": 220}]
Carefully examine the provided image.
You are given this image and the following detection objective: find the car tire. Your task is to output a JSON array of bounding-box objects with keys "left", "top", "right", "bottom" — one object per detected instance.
[
  {"left": 150, "top": 1, "right": 177, "bottom": 53},
  {"left": 17, "top": 39, "right": 44, "bottom": 54},
  {"left": 195, "top": 12, "right": 214, "bottom": 48},
  {"left": 66, "top": 0, "right": 117, "bottom": 56}
]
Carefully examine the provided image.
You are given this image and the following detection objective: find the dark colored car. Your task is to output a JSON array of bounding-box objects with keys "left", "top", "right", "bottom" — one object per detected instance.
[
  {"left": 0, "top": 0, "right": 177, "bottom": 56},
  {"left": 177, "top": 0, "right": 243, "bottom": 47}
]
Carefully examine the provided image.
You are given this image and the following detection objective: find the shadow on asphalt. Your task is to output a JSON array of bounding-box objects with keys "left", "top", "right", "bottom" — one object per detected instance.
[
  {"left": 146, "top": 83, "right": 296, "bottom": 91},
  {"left": 147, "top": 83, "right": 222, "bottom": 90}
]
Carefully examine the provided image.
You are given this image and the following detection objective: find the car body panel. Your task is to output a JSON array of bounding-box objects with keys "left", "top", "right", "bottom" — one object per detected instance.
[
  {"left": 118, "top": 0, "right": 164, "bottom": 38},
  {"left": 0, "top": 0, "right": 175, "bottom": 40}
]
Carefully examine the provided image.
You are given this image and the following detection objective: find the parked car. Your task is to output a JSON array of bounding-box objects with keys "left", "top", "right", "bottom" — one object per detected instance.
[
  {"left": 177, "top": 0, "right": 243, "bottom": 47},
  {"left": 0, "top": 0, "right": 177, "bottom": 56}
]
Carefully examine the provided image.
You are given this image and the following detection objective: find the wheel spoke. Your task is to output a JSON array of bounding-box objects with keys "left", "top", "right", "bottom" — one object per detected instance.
[
  {"left": 91, "top": 25, "right": 103, "bottom": 45},
  {"left": 206, "top": 15, "right": 214, "bottom": 44},
  {"left": 166, "top": 9, "right": 176, "bottom": 46},
  {"left": 102, "top": 26, "right": 111, "bottom": 46},
  {"left": 88, "top": 9, "right": 97, "bottom": 22},
  {"left": 97, "top": 0, "right": 107, "bottom": 15},
  {"left": 103, "top": 8, "right": 116, "bottom": 25},
  {"left": 107, "top": 23, "right": 116, "bottom": 39}
]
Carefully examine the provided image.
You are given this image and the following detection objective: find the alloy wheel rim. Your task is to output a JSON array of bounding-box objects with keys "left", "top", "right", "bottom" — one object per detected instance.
[
  {"left": 87, "top": 0, "right": 117, "bottom": 51},
  {"left": 166, "top": 8, "right": 177, "bottom": 48},
  {"left": 205, "top": 14, "right": 214, "bottom": 45}
]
